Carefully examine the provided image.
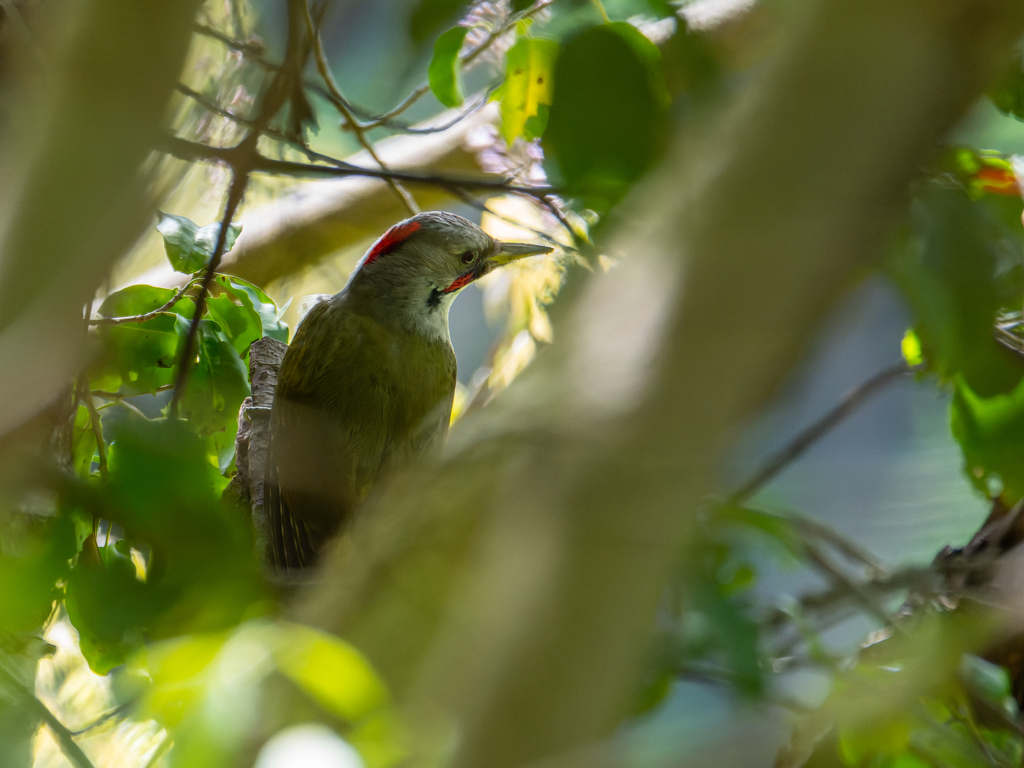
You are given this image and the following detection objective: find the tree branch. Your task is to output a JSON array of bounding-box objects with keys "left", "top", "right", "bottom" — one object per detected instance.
[
  {"left": 169, "top": 172, "right": 248, "bottom": 416},
  {"left": 0, "top": 659, "right": 97, "bottom": 768},
  {"left": 301, "top": 0, "right": 419, "bottom": 216},
  {"left": 725, "top": 363, "right": 911, "bottom": 506}
]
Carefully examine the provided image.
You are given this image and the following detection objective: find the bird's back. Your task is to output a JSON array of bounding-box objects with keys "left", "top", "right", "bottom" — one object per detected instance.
[{"left": 265, "top": 297, "right": 456, "bottom": 569}]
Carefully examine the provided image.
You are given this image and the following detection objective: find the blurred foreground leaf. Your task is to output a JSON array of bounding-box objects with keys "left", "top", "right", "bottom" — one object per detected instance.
[
  {"left": 889, "top": 186, "right": 1024, "bottom": 398},
  {"left": 544, "top": 22, "right": 669, "bottom": 212}
]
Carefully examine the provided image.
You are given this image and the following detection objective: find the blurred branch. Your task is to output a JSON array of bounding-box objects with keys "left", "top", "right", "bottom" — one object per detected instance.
[
  {"left": 288, "top": 1, "right": 1024, "bottom": 766},
  {"left": 0, "top": 658, "right": 97, "bottom": 768},
  {"left": 192, "top": 22, "right": 274, "bottom": 67},
  {"left": 725, "top": 363, "right": 911, "bottom": 506},
  {"left": 301, "top": 0, "right": 418, "bottom": 216},
  {"left": 0, "top": 0, "right": 203, "bottom": 439}
]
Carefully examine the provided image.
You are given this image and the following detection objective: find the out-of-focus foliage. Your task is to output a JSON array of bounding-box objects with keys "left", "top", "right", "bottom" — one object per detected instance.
[{"left": 7, "top": 2, "right": 1024, "bottom": 768}]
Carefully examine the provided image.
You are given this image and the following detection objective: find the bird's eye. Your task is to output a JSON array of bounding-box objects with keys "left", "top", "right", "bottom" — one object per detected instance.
[{"left": 460, "top": 251, "right": 475, "bottom": 265}]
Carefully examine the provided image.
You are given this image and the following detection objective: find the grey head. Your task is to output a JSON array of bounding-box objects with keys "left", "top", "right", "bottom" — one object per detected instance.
[{"left": 344, "top": 211, "right": 552, "bottom": 339}]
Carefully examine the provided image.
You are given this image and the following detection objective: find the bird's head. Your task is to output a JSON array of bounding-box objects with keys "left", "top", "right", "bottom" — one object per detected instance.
[{"left": 345, "top": 211, "right": 552, "bottom": 337}]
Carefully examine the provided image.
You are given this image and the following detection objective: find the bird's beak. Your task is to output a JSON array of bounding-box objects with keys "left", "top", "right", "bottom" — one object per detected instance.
[{"left": 488, "top": 241, "right": 554, "bottom": 267}]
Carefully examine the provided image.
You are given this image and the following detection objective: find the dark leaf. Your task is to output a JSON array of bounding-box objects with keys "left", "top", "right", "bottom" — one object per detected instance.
[
  {"left": 888, "top": 186, "right": 1024, "bottom": 398},
  {"left": 409, "top": 0, "right": 468, "bottom": 44},
  {"left": 176, "top": 318, "right": 251, "bottom": 439},
  {"left": 544, "top": 22, "right": 670, "bottom": 212},
  {"left": 0, "top": 516, "right": 76, "bottom": 633}
]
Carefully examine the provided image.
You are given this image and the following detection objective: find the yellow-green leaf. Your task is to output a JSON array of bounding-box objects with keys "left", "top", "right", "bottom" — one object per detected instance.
[{"left": 499, "top": 37, "right": 558, "bottom": 143}]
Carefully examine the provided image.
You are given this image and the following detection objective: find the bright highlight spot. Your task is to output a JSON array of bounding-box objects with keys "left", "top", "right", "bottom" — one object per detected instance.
[{"left": 254, "top": 724, "right": 364, "bottom": 768}]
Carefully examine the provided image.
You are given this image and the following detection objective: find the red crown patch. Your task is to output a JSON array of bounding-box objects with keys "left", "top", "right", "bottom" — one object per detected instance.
[{"left": 363, "top": 220, "right": 422, "bottom": 268}]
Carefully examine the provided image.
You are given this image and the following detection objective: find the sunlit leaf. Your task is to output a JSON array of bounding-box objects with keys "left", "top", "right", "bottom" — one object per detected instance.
[
  {"left": 544, "top": 22, "right": 669, "bottom": 212},
  {"left": 206, "top": 295, "right": 261, "bottom": 356},
  {"left": 158, "top": 212, "right": 242, "bottom": 274},
  {"left": 428, "top": 26, "right": 469, "bottom": 108},
  {"left": 216, "top": 275, "right": 289, "bottom": 342},
  {"left": 497, "top": 37, "right": 558, "bottom": 144}
]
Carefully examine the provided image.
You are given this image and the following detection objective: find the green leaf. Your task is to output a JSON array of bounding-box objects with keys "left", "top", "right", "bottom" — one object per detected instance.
[
  {"left": 96, "top": 314, "right": 179, "bottom": 395},
  {"left": 65, "top": 539, "right": 155, "bottom": 674},
  {"left": 103, "top": 416, "right": 262, "bottom": 636},
  {"left": 428, "top": 26, "right": 469, "bottom": 108},
  {"left": 510, "top": 0, "right": 534, "bottom": 10},
  {"left": 72, "top": 405, "right": 99, "bottom": 478},
  {"left": 409, "top": 0, "right": 467, "bottom": 44},
  {"left": 274, "top": 623, "right": 390, "bottom": 722},
  {"left": 544, "top": 22, "right": 670, "bottom": 212},
  {"left": 206, "top": 295, "right": 261, "bottom": 356},
  {"left": 215, "top": 275, "right": 289, "bottom": 342},
  {"left": 176, "top": 318, "right": 251, "bottom": 438},
  {"left": 157, "top": 213, "right": 242, "bottom": 274},
  {"left": 498, "top": 37, "right": 558, "bottom": 144},
  {"left": 888, "top": 186, "right": 1024, "bottom": 397},
  {"left": 0, "top": 516, "right": 76, "bottom": 633},
  {"left": 643, "top": 0, "right": 676, "bottom": 17},
  {"left": 951, "top": 376, "right": 1024, "bottom": 500},
  {"left": 989, "top": 50, "right": 1024, "bottom": 120}
]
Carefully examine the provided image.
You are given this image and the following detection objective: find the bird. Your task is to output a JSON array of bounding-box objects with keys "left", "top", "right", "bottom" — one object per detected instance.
[{"left": 264, "top": 211, "right": 553, "bottom": 569}]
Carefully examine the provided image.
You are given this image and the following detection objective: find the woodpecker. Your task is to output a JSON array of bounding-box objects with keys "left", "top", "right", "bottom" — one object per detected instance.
[{"left": 265, "top": 211, "right": 552, "bottom": 569}]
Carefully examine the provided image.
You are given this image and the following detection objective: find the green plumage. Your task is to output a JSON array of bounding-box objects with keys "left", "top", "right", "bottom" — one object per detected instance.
[
  {"left": 262, "top": 210, "right": 550, "bottom": 570},
  {"left": 266, "top": 297, "right": 456, "bottom": 569}
]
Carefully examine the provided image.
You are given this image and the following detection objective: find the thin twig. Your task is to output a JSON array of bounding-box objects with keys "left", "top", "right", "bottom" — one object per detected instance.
[
  {"left": 178, "top": 83, "right": 336, "bottom": 165},
  {"left": 791, "top": 512, "right": 886, "bottom": 576},
  {"left": 452, "top": 188, "right": 574, "bottom": 252},
  {"left": 89, "top": 279, "right": 200, "bottom": 326},
  {"left": 726, "top": 363, "right": 911, "bottom": 506},
  {"left": 358, "top": 0, "right": 558, "bottom": 129},
  {"left": 0, "top": 659, "right": 97, "bottom": 768},
  {"left": 92, "top": 385, "right": 173, "bottom": 401},
  {"left": 169, "top": 173, "right": 248, "bottom": 416},
  {"left": 301, "top": 0, "right": 418, "bottom": 215},
  {"left": 192, "top": 23, "right": 274, "bottom": 67},
  {"left": 803, "top": 542, "right": 903, "bottom": 634},
  {"left": 161, "top": 135, "right": 557, "bottom": 196},
  {"left": 77, "top": 382, "right": 108, "bottom": 479},
  {"left": 70, "top": 703, "right": 132, "bottom": 736}
]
